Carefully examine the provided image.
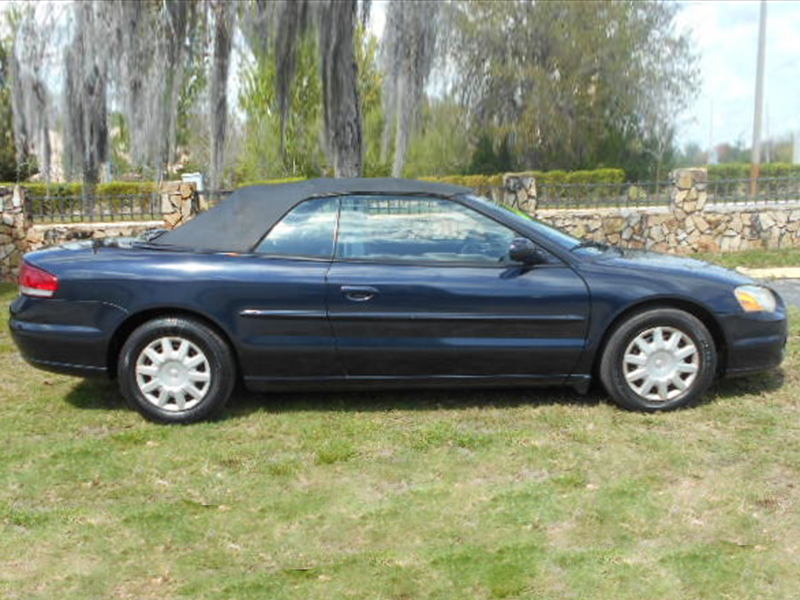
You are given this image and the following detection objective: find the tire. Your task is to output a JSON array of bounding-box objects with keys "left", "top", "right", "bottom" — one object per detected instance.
[
  {"left": 118, "top": 317, "right": 236, "bottom": 424},
  {"left": 599, "top": 308, "right": 716, "bottom": 412}
]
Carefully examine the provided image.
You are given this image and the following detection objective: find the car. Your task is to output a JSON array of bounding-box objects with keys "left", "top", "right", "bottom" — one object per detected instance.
[{"left": 9, "top": 178, "right": 788, "bottom": 423}]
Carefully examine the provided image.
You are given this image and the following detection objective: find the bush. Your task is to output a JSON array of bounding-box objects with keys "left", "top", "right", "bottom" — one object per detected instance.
[
  {"left": 5, "top": 181, "right": 158, "bottom": 199},
  {"left": 238, "top": 177, "right": 307, "bottom": 187},
  {"left": 707, "top": 163, "right": 800, "bottom": 181}
]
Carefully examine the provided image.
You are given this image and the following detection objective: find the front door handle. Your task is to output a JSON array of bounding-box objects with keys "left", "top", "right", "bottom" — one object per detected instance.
[{"left": 341, "top": 285, "right": 379, "bottom": 302}]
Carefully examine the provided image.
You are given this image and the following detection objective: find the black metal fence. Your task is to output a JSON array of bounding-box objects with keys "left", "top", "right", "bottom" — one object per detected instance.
[
  {"left": 492, "top": 176, "right": 800, "bottom": 210},
  {"left": 535, "top": 181, "right": 672, "bottom": 209},
  {"left": 707, "top": 176, "right": 800, "bottom": 205},
  {"left": 27, "top": 194, "right": 164, "bottom": 223}
]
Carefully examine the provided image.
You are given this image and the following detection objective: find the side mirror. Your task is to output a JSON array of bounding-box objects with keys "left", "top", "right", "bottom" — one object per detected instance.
[{"left": 509, "top": 238, "right": 546, "bottom": 264}]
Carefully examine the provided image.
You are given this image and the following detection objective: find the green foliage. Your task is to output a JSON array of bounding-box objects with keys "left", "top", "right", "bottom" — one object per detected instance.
[
  {"left": 236, "top": 25, "right": 384, "bottom": 182},
  {"left": 707, "top": 163, "right": 800, "bottom": 182},
  {"left": 237, "top": 177, "right": 306, "bottom": 187},
  {"left": 0, "top": 33, "right": 36, "bottom": 181},
  {"left": 449, "top": 0, "right": 697, "bottom": 180},
  {"left": 237, "top": 32, "right": 326, "bottom": 182},
  {"left": 715, "top": 140, "right": 751, "bottom": 164},
  {"left": 357, "top": 26, "right": 388, "bottom": 178},
  {"left": 420, "top": 174, "right": 504, "bottom": 194},
  {"left": 419, "top": 168, "right": 626, "bottom": 195},
  {"left": 675, "top": 142, "right": 707, "bottom": 168},
  {"left": 9, "top": 181, "right": 157, "bottom": 198},
  {"left": 403, "top": 98, "right": 471, "bottom": 178},
  {"left": 466, "top": 133, "right": 514, "bottom": 175}
]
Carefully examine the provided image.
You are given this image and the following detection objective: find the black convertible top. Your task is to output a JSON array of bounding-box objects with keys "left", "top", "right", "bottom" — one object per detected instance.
[{"left": 152, "top": 177, "right": 470, "bottom": 252}]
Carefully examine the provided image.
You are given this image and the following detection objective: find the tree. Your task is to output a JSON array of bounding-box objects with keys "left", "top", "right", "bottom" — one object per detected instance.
[
  {"left": 209, "top": 1, "right": 234, "bottom": 191},
  {"left": 238, "top": 32, "right": 325, "bottom": 179},
  {"left": 403, "top": 97, "right": 471, "bottom": 178},
  {"left": 0, "top": 34, "right": 22, "bottom": 180},
  {"left": 274, "top": 0, "right": 364, "bottom": 177},
  {"left": 448, "top": 0, "right": 698, "bottom": 178},
  {"left": 381, "top": 0, "right": 440, "bottom": 177},
  {"left": 8, "top": 3, "right": 47, "bottom": 181},
  {"left": 64, "top": 1, "right": 108, "bottom": 201},
  {"left": 675, "top": 141, "right": 707, "bottom": 168}
]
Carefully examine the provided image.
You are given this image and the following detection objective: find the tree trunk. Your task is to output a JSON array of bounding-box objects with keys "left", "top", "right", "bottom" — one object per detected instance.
[
  {"left": 210, "top": 1, "right": 233, "bottom": 191},
  {"left": 319, "top": 0, "right": 362, "bottom": 177}
]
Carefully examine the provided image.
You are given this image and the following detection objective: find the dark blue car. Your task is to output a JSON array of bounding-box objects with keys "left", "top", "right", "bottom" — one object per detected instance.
[{"left": 9, "top": 178, "right": 788, "bottom": 423}]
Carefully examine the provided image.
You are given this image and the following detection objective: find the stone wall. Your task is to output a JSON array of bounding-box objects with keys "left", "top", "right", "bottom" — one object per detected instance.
[
  {"left": 505, "top": 168, "right": 800, "bottom": 254},
  {"left": 0, "top": 187, "right": 30, "bottom": 282},
  {"left": 160, "top": 182, "right": 199, "bottom": 229}
]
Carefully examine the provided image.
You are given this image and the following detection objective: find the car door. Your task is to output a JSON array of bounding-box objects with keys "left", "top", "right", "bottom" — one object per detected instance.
[
  {"left": 234, "top": 196, "right": 341, "bottom": 383},
  {"left": 326, "top": 195, "right": 591, "bottom": 381}
]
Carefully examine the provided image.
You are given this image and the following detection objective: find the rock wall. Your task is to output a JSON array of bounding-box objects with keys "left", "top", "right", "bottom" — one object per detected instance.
[
  {"left": 0, "top": 187, "right": 30, "bottom": 282},
  {"left": 506, "top": 168, "right": 800, "bottom": 255}
]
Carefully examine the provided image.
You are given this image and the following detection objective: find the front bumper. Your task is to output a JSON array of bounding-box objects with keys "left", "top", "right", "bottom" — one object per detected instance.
[{"left": 719, "top": 308, "right": 788, "bottom": 377}]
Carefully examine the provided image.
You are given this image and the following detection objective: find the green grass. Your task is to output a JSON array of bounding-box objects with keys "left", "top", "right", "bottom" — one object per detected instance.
[
  {"left": 2, "top": 280, "right": 800, "bottom": 599},
  {"left": 694, "top": 246, "right": 800, "bottom": 269}
]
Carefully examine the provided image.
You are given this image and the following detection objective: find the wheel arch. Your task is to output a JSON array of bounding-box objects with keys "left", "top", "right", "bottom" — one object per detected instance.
[
  {"left": 592, "top": 298, "right": 728, "bottom": 378},
  {"left": 106, "top": 308, "right": 240, "bottom": 379}
]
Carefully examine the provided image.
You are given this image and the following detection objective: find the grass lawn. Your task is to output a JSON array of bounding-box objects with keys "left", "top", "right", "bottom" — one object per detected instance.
[
  {"left": 1, "top": 278, "right": 799, "bottom": 599},
  {"left": 694, "top": 246, "right": 800, "bottom": 270}
]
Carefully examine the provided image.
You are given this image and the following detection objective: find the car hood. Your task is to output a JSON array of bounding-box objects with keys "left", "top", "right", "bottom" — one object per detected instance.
[{"left": 590, "top": 248, "right": 756, "bottom": 286}]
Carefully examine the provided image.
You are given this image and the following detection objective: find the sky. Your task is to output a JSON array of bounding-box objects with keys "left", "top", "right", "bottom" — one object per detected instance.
[{"left": 674, "top": 0, "right": 800, "bottom": 151}]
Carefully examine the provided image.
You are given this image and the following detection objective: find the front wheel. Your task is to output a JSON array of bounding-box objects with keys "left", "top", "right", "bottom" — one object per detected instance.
[
  {"left": 118, "top": 317, "right": 236, "bottom": 424},
  {"left": 599, "top": 308, "right": 717, "bottom": 411}
]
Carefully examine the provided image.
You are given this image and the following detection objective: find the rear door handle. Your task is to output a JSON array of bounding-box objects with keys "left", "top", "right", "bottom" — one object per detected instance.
[{"left": 341, "top": 285, "right": 379, "bottom": 302}]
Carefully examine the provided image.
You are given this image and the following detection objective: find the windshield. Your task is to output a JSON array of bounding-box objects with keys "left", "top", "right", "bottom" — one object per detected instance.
[{"left": 465, "top": 194, "right": 582, "bottom": 251}]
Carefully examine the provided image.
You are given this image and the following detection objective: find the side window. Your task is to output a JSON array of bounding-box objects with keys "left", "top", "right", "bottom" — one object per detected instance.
[
  {"left": 254, "top": 197, "right": 338, "bottom": 258},
  {"left": 336, "top": 196, "right": 520, "bottom": 264}
]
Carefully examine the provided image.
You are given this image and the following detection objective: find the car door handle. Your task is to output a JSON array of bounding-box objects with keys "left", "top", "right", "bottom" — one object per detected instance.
[{"left": 341, "top": 285, "right": 379, "bottom": 302}]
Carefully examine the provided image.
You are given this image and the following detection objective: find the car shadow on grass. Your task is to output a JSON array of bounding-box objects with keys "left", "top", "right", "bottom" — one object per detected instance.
[
  {"left": 64, "top": 378, "right": 129, "bottom": 412},
  {"left": 705, "top": 368, "right": 785, "bottom": 401},
  {"left": 62, "top": 368, "right": 786, "bottom": 420},
  {"left": 229, "top": 386, "right": 607, "bottom": 418}
]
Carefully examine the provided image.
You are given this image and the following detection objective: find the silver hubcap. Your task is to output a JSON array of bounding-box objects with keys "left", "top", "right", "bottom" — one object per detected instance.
[
  {"left": 135, "top": 337, "right": 211, "bottom": 412},
  {"left": 622, "top": 326, "right": 699, "bottom": 403}
]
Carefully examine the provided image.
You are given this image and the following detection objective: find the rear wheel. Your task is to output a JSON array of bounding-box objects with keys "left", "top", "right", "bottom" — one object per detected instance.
[
  {"left": 599, "top": 308, "right": 716, "bottom": 411},
  {"left": 118, "top": 317, "right": 235, "bottom": 423}
]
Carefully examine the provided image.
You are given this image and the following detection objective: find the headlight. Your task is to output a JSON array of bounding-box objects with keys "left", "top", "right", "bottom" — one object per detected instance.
[{"left": 734, "top": 285, "right": 777, "bottom": 313}]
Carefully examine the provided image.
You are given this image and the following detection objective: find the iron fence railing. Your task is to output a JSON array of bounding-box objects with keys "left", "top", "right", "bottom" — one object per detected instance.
[
  {"left": 28, "top": 194, "right": 163, "bottom": 223},
  {"left": 707, "top": 176, "right": 800, "bottom": 205},
  {"left": 487, "top": 181, "right": 672, "bottom": 210},
  {"left": 536, "top": 181, "right": 672, "bottom": 209}
]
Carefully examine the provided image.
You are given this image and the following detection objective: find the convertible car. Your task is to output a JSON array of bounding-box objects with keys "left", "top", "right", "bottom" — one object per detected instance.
[{"left": 9, "top": 178, "right": 787, "bottom": 423}]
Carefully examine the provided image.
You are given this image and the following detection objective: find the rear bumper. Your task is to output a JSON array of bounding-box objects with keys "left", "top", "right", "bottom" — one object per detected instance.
[{"left": 9, "top": 296, "right": 128, "bottom": 377}]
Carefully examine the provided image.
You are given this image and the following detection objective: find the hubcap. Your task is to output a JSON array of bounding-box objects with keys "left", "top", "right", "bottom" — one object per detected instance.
[
  {"left": 135, "top": 337, "right": 211, "bottom": 412},
  {"left": 622, "top": 326, "right": 699, "bottom": 403}
]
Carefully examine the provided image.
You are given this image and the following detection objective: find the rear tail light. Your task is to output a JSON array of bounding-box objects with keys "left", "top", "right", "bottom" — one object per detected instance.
[{"left": 19, "top": 262, "right": 59, "bottom": 298}]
